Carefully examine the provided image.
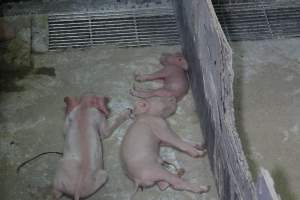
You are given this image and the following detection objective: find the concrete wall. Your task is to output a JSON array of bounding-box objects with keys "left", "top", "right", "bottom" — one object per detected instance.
[{"left": 175, "top": 0, "right": 257, "bottom": 199}]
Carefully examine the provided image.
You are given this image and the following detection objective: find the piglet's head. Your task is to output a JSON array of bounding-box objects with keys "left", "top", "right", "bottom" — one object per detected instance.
[
  {"left": 80, "top": 95, "right": 110, "bottom": 117},
  {"left": 160, "top": 52, "right": 188, "bottom": 71},
  {"left": 133, "top": 96, "right": 177, "bottom": 118}
]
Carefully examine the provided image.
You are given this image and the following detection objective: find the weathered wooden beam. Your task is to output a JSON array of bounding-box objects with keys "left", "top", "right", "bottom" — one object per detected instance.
[
  {"left": 175, "top": 0, "right": 257, "bottom": 199},
  {"left": 256, "top": 168, "right": 281, "bottom": 200}
]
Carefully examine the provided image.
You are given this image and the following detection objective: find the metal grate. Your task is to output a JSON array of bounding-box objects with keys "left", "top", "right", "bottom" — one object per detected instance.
[
  {"left": 213, "top": 1, "right": 300, "bottom": 41},
  {"left": 48, "top": 7, "right": 180, "bottom": 50}
]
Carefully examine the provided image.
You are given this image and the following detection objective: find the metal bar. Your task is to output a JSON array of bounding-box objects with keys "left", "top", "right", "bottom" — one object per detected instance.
[
  {"left": 49, "top": 35, "right": 91, "bottom": 40},
  {"left": 216, "top": 12, "right": 266, "bottom": 18},
  {"left": 49, "top": 25, "right": 178, "bottom": 34},
  {"left": 49, "top": 15, "right": 175, "bottom": 23},
  {"left": 49, "top": 10, "right": 174, "bottom": 20},
  {"left": 92, "top": 37, "right": 179, "bottom": 43},
  {"left": 91, "top": 24, "right": 177, "bottom": 31},
  {"left": 221, "top": 21, "right": 300, "bottom": 28},
  {"left": 92, "top": 38, "right": 179, "bottom": 45},
  {"left": 90, "top": 20, "right": 177, "bottom": 27},
  {"left": 49, "top": 24, "right": 91, "bottom": 29},
  {"left": 91, "top": 26, "right": 178, "bottom": 33},
  {"left": 52, "top": 42, "right": 171, "bottom": 49},
  {"left": 50, "top": 32, "right": 135, "bottom": 39},
  {"left": 49, "top": 34, "right": 183, "bottom": 39},
  {"left": 51, "top": 19, "right": 135, "bottom": 25},
  {"left": 91, "top": 34, "right": 179, "bottom": 41},
  {"left": 49, "top": 30, "right": 91, "bottom": 34},
  {"left": 218, "top": 16, "right": 300, "bottom": 24},
  {"left": 89, "top": 34, "right": 179, "bottom": 41}
]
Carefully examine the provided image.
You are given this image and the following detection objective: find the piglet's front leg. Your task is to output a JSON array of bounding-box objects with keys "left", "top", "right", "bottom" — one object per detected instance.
[
  {"left": 163, "top": 134, "right": 206, "bottom": 158},
  {"left": 134, "top": 67, "right": 167, "bottom": 82},
  {"left": 99, "top": 109, "right": 131, "bottom": 138},
  {"left": 130, "top": 84, "right": 175, "bottom": 99},
  {"left": 152, "top": 119, "right": 207, "bottom": 158}
]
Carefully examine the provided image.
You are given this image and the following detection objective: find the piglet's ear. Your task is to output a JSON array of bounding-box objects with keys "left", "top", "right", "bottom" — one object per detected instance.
[
  {"left": 179, "top": 59, "right": 188, "bottom": 70},
  {"left": 64, "top": 96, "right": 79, "bottom": 115},
  {"left": 175, "top": 54, "right": 188, "bottom": 70},
  {"left": 95, "top": 96, "right": 110, "bottom": 117},
  {"left": 136, "top": 99, "right": 149, "bottom": 113}
]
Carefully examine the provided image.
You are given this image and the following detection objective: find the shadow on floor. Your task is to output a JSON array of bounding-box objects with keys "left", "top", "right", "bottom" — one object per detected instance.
[{"left": 271, "top": 165, "right": 297, "bottom": 200}]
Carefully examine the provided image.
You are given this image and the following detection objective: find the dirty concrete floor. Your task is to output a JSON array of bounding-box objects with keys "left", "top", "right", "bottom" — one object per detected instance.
[
  {"left": 232, "top": 38, "right": 300, "bottom": 198},
  {"left": 0, "top": 46, "right": 217, "bottom": 200}
]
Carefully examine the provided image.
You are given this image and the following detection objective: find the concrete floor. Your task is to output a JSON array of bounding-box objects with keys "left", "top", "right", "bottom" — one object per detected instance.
[
  {"left": 231, "top": 38, "right": 300, "bottom": 199},
  {"left": 0, "top": 45, "right": 217, "bottom": 200},
  {"left": 1, "top": 14, "right": 299, "bottom": 200}
]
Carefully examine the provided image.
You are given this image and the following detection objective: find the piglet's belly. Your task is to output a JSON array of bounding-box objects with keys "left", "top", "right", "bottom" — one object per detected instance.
[
  {"left": 121, "top": 150, "right": 159, "bottom": 176},
  {"left": 123, "top": 159, "right": 157, "bottom": 182}
]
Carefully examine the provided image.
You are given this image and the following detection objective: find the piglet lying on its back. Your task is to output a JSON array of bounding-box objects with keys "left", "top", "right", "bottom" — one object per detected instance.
[{"left": 53, "top": 94, "right": 130, "bottom": 200}]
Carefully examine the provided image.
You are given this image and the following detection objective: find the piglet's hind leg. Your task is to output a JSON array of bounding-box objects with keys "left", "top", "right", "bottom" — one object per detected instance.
[
  {"left": 164, "top": 172, "right": 210, "bottom": 193},
  {"left": 150, "top": 166, "right": 210, "bottom": 194},
  {"left": 130, "top": 87, "right": 174, "bottom": 99},
  {"left": 53, "top": 188, "right": 63, "bottom": 200}
]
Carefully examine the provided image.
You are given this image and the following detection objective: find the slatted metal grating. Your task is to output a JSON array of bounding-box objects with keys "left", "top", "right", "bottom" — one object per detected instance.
[
  {"left": 214, "top": 1, "right": 300, "bottom": 41},
  {"left": 48, "top": 7, "right": 180, "bottom": 50},
  {"left": 2, "top": 0, "right": 300, "bottom": 49}
]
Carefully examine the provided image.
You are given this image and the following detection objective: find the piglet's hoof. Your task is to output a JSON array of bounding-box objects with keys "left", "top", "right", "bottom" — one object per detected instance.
[
  {"left": 194, "top": 143, "right": 206, "bottom": 151},
  {"left": 135, "top": 75, "right": 143, "bottom": 82},
  {"left": 194, "top": 149, "right": 207, "bottom": 158},
  {"left": 129, "top": 89, "right": 137, "bottom": 97},
  {"left": 176, "top": 168, "right": 185, "bottom": 177},
  {"left": 127, "top": 108, "right": 135, "bottom": 119},
  {"left": 133, "top": 71, "right": 142, "bottom": 82},
  {"left": 132, "top": 83, "right": 139, "bottom": 90},
  {"left": 193, "top": 144, "right": 207, "bottom": 158},
  {"left": 199, "top": 185, "right": 211, "bottom": 194}
]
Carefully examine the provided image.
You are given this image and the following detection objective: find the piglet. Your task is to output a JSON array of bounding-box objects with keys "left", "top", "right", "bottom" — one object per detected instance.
[
  {"left": 121, "top": 96, "right": 210, "bottom": 196},
  {"left": 53, "top": 94, "right": 130, "bottom": 200},
  {"left": 130, "top": 52, "right": 189, "bottom": 101}
]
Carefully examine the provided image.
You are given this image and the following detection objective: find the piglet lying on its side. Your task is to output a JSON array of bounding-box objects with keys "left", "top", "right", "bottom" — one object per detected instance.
[
  {"left": 53, "top": 94, "right": 130, "bottom": 200},
  {"left": 131, "top": 52, "right": 189, "bottom": 102},
  {"left": 121, "top": 96, "right": 210, "bottom": 196}
]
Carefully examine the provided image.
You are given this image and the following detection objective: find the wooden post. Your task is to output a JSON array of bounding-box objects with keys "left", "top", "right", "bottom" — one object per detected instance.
[{"left": 175, "top": 0, "right": 257, "bottom": 199}]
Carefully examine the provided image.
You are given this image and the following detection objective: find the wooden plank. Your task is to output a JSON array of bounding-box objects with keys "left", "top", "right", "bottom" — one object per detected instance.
[
  {"left": 175, "top": 0, "right": 257, "bottom": 199},
  {"left": 256, "top": 168, "right": 281, "bottom": 200}
]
